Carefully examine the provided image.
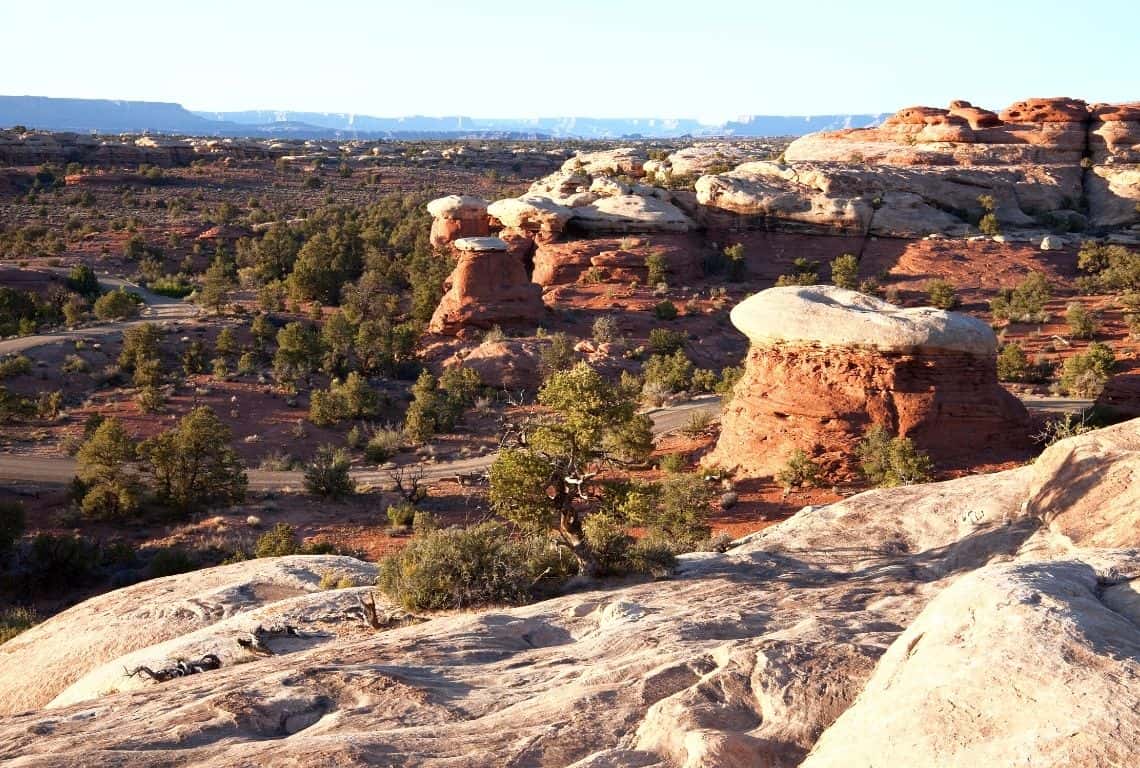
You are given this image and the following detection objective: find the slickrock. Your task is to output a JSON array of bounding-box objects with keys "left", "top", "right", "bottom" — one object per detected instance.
[
  {"left": 5, "top": 422, "right": 1140, "bottom": 766},
  {"left": 707, "top": 286, "right": 1029, "bottom": 478},
  {"left": 571, "top": 194, "right": 693, "bottom": 234},
  {"left": 427, "top": 236, "right": 545, "bottom": 336},
  {"left": 0, "top": 555, "right": 377, "bottom": 716},
  {"left": 426, "top": 195, "right": 490, "bottom": 248}
]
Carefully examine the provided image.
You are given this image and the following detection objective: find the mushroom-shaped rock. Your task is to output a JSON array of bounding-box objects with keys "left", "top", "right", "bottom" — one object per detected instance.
[
  {"left": 428, "top": 236, "right": 545, "bottom": 335},
  {"left": 487, "top": 195, "right": 574, "bottom": 236},
  {"left": 571, "top": 194, "right": 693, "bottom": 234},
  {"left": 707, "top": 286, "right": 1029, "bottom": 479},
  {"left": 427, "top": 194, "right": 490, "bottom": 248}
]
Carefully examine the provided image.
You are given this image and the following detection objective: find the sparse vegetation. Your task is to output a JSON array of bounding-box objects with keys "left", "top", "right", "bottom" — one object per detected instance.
[
  {"left": 926, "top": 279, "right": 958, "bottom": 310},
  {"left": 856, "top": 425, "right": 934, "bottom": 487}
]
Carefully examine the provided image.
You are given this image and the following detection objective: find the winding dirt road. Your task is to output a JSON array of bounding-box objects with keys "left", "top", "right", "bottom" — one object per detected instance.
[
  {"left": 0, "top": 395, "right": 1092, "bottom": 491},
  {"left": 0, "top": 274, "right": 197, "bottom": 356}
]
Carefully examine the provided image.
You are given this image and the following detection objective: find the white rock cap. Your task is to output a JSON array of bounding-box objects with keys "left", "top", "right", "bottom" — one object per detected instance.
[
  {"left": 426, "top": 195, "right": 488, "bottom": 218},
  {"left": 453, "top": 236, "right": 509, "bottom": 252},
  {"left": 730, "top": 285, "right": 997, "bottom": 355}
]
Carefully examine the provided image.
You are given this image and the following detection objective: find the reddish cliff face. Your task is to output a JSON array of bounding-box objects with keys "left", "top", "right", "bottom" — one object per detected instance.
[
  {"left": 427, "top": 237, "right": 545, "bottom": 336},
  {"left": 708, "top": 344, "right": 1031, "bottom": 479}
]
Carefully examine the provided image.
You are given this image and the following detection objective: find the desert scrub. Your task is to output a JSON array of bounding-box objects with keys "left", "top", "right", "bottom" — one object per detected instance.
[
  {"left": 1065, "top": 302, "right": 1097, "bottom": 339},
  {"left": 997, "top": 343, "right": 1030, "bottom": 382},
  {"left": 856, "top": 425, "right": 933, "bottom": 487},
  {"left": 775, "top": 449, "right": 822, "bottom": 490},
  {"left": 830, "top": 253, "right": 859, "bottom": 290},
  {"left": 648, "top": 327, "right": 686, "bottom": 355},
  {"left": 926, "top": 279, "right": 958, "bottom": 309},
  {"left": 654, "top": 300, "right": 678, "bottom": 321},
  {"left": 591, "top": 315, "right": 619, "bottom": 344},
  {"left": 377, "top": 522, "right": 570, "bottom": 611},
  {"left": 990, "top": 271, "right": 1052, "bottom": 323},
  {"left": 364, "top": 425, "right": 403, "bottom": 463},
  {"left": 658, "top": 452, "right": 686, "bottom": 473},
  {"left": 0, "top": 606, "right": 37, "bottom": 644},
  {"left": 645, "top": 251, "right": 669, "bottom": 285},
  {"left": 1056, "top": 342, "right": 1115, "bottom": 397}
]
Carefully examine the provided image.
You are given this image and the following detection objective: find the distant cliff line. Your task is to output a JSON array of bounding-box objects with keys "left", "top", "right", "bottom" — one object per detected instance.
[{"left": 0, "top": 95, "right": 887, "bottom": 139}]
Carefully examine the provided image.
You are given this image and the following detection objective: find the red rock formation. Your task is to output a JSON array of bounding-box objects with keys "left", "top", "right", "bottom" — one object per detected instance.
[
  {"left": 707, "top": 287, "right": 1031, "bottom": 479},
  {"left": 709, "top": 345, "right": 1031, "bottom": 479},
  {"left": 427, "top": 195, "right": 490, "bottom": 249},
  {"left": 999, "top": 97, "right": 1089, "bottom": 124},
  {"left": 1095, "top": 372, "right": 1140, "bottom": 418},
  {"left": 428, "top": 237, "right": 545, "bottom": 336}
]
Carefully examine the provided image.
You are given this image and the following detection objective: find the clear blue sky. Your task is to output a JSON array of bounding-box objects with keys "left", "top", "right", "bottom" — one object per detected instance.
[{"left": 1, "top": 0, "right": 1136, "bottom": 122}]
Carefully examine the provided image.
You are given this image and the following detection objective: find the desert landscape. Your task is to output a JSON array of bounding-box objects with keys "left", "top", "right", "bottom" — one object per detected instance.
[{"left": 1, "top": 2, "right": 1139, "bottom": 765}]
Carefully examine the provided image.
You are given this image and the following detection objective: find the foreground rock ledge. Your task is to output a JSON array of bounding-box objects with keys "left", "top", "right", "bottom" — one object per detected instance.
[
  {"left": 3, "top": 420, "right": 1140, "bottom": 766},
  {"left": 708, "top": 286, "right": 1030, "bottom": 477}
]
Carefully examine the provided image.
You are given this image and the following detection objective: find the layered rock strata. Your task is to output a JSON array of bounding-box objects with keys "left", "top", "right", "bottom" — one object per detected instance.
[{"left": 707, "top": 286, "right": 1030, "bottom": 478}]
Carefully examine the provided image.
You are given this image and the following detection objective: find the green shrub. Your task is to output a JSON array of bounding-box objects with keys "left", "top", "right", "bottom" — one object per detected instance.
[
  {"left": 1057, "top": 342, "right": 1115, "bottom": 397},
  {"left": 926, "top": 279, "right": 958, "bottom": 309},
  {"left": 690, "top": 368, "right": 717, "bottom": 393},
  {"left": 1065, "top": 302, "right": 1097, "bottom": 339},
  {"left": 775, "top": 257, "right": 819, "bottom": 287},
  {"left": 146, "top": 547, "right": 196, "bottom": 578},
  {"left": 364, "top": 426, "right": 403, "bottom": 463},
  {"left": 775, "top": 449, "right": 822, "bottom": 490},
  {"left": 645, "top": 252, "right": 669, "bottom": 285},
  {"left": 997, "top": 343, "right": 1030, "bottom": 382},
  {"left": 990, "top": 272, "right": 1052, "bottom": 323},
  {"left": 1077, "top": 242, "right": 1140, "bottom": 292},
  {"left": 591, "top": 315, "right": 619, "bottom": 344},
  {"left": 377, "top": 523, "right": 562, "bottom": 611},
  {"left": 539, "top": 332, "right": 577, "bottom": 378},
  {"left": 643, "top": 349, "right": 693, "bottom": 393},
  {"left": 653, "top": 301, "right": 678, "bottom": 321},
  {"left": 386, "top": 502, "right": 416, "bottom": 529},
  {"left": 648, "top": 327, "right": 686, "bottom": 355},
  {"left": 856, "top": 425, "right": 934, "bottom": 487},
  {"left": 979, "top": 213, "right": 1001, "bottom": 236},
  {"left": 0, "top": 355, "right": 31, "bottom": 379},
  {"left": 0, "top": 500, "right": 25, "bottom": 556},
  {"left": 658, "top": 453, "right": 686, "bottom": 473},
  {"left": 715, "top": 366, "right": 744, "bottom": 403},
  {"left": 303, "top": 445, "right": 355, "bottom": 500},
  {"left": 255, "top": 523, "right": 300, "bottom": 557},
  {"left": 830, "top": 253, "right": 859, "bottom": 290},
  {"left": 582, "top": 513, "right": 634, "bottom": 577},
  {"left": 682, "top": 410, "right": 713, "bottom": 436},
  {"left": 724, "top": 243, "right": 747, "bottom": 282},
  {"left": 92, "top": 288, "right": 140, "bottom": 320}
]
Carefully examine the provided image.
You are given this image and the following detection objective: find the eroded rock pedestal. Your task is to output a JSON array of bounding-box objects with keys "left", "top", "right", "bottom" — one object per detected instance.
[
  {"left": 427, "top": 236, "right": 545, "bottom": 336},
  {"left": 707, "top": 286, "right": 1030, "bottom": 478},
  {"left": 427, "top": 195, "right": 491, "bottom": 248}
]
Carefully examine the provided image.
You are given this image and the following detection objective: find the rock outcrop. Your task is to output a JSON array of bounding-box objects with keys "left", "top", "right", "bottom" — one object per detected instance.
[
  {"left": 428, "top": 236, "right": 545, "bottom": 336},
  {"left": 427, "top": 195, "right": 490, "bottom": 248},
  {"left": 5, "top": 422, "right": 1140, "bottom": 766},
  {"left": 698, "top": 97, "right": 1140, "bottom": 235},
  {"left": 707, "top": 286, "right": 1030, "bottom": 478},
  {"left": 0, "top": 555, "right": 377, "bottom": 716}
]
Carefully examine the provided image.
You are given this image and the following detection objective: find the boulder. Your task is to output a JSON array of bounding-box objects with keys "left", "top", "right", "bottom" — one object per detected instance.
[
  {"left": 1040, "top": 234, "right": 1065, "bottom": 250},
  {"left": 428, "top": 236, "right": 545, "bottom": 335},
  {"left": 707, "top": 286, "right": 1030, "bottom": 478},
  {"left": 455, "top": 338, "right": 545, "bottom": 391},
  {"left": 427, "top": 195, "right": 490, "bottom": 248},
  {"left": 487, "top": 195, "right": 574, "bottom": 236},
  {"left": 561, "top": 147, "right": 647, "bottom": 176},
  {"left": 571, "top": 194, "right": 693, "bottom": 234}
]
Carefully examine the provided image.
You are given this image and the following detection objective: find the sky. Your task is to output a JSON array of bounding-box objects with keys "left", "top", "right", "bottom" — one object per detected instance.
[{"left": 1, "top": 0, "right": 1137, "bottom": 122}]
